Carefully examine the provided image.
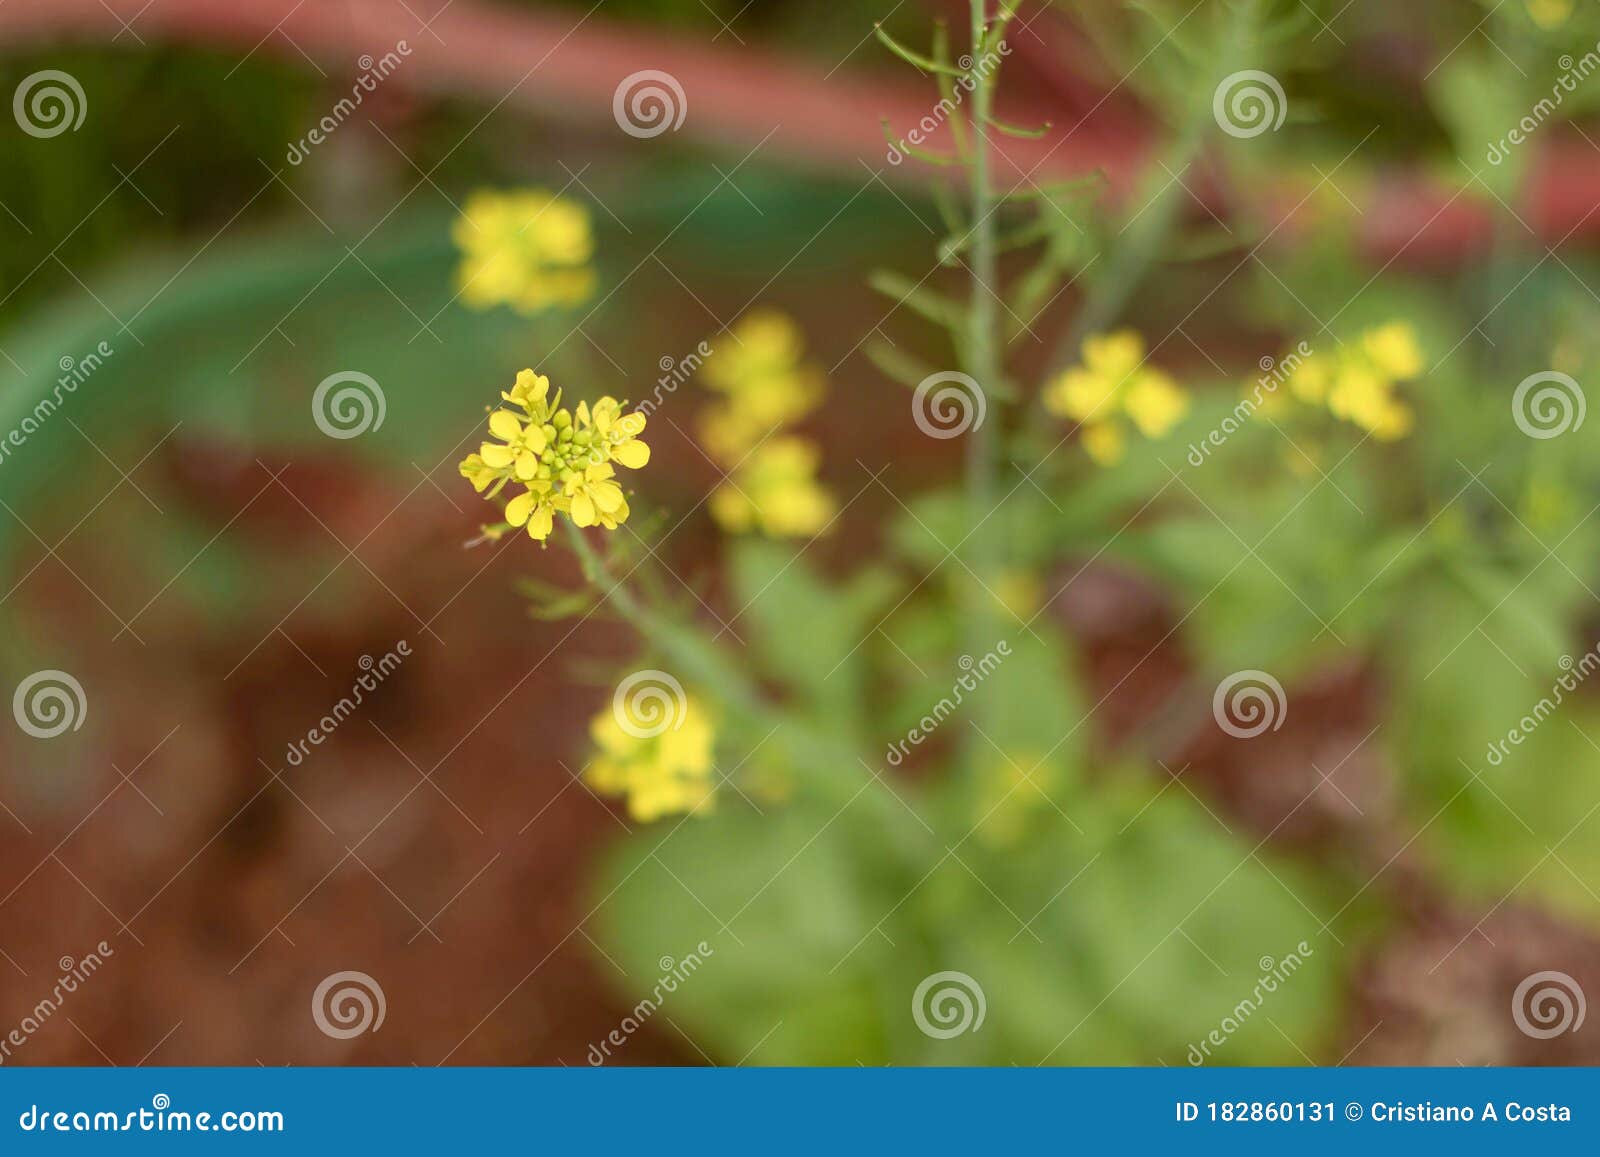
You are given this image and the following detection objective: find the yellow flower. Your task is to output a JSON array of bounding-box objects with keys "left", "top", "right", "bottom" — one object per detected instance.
[
  {"left": 589, "top": 397, "right": 651, "bottom": 469},
  {"left": 1043, "top": 330, "right": 1189, "bottom": 466},
  {"left": 1362, "top": 322, "right": 1424, "bottom": 380},
  {"left": 563, "top": 459, "right": 629, "bottom": 529},
  {"left": 1280, "top": 322, "right": 1422, "bottom": 441},
  {"left": 1285, "top": 354, "right": 1331, "bottom": 405},
  {"left": 1327, "top": 363, "right": 1413, "bottom": 440},
  {"left": 702, "top": 310, "right": 811, "bottom": 396},
  {"left": 709, "top": 437, "right": 835, "bottom": 538},
  {"left": 459, "top": 370, "right": 649, "bottom": 542},
  {"left": 480, "top": 408, "right": 548, "bottom": 482},
  {"left": 698, "top": 310, "right": 824, "bottom": 464},
  {"left": 453, "top": 189, "right": 596, "bottom": 314},
  {"left": 586, "top": 693, "right": 716, "bottom": 822}
]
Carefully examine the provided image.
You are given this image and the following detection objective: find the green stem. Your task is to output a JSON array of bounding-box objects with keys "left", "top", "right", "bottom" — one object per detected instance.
[
  {"left": 961, "top": 0, "right": 1008, "bottom": 780},
  {"left": 564, "top": 521, "right": 757, "bottom": 710}
]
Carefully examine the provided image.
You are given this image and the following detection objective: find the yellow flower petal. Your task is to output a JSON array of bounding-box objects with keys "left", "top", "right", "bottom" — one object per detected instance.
[
  {"left": 1123, "top": 371, "right": 1188, "bottom": 438},
  {"left": 1082, "top": 330, "right": 1143, "bottom": 378},
  {"left": 505, "top": 490, "right": 536, "bottom": 527},
  {"left": 1080, "top": 421, "right": 1126, "bottom": 466},
  {"left": 1362, "top": 322, "right": 1424, "bottom": 381},
  {"left": 527, "top": 504, "right": 555, "bottom": 540},
  {"left": 570, "top": 492, "right": 596, "bottom": 527},
  {"left": 489, "top": 410, "right": 523, "bottom": 441},
  {"left": 611, "top": 439, "right": 650, "bottom": 469},
  {"left": 1043, "top": 368, "right": 1114, "bottom": 421}
]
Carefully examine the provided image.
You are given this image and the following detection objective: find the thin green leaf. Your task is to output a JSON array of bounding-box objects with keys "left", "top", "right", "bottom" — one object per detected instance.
[
  {"left": 874, "top": 24, "right": 966, "bottom": 76},
  {"left": 868, "top": 269, "right": 966, "bottom": 332},
  {"left": 864, "top": 339, "right": 945, "bottom": 391},
  {"left": 985, "top": 114, "right": 1052, "bottom": 140}
]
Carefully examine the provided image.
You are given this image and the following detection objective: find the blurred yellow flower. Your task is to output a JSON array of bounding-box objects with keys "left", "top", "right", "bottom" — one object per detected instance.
[
  {"left": 459, "top": 370, "right": 650, "bottom": 542},
  {"left": 1043, "top": 330, "right": 1189, "bottom": 466},
  {"left": 1283, "top": 322, "right": 1422, "bottom": 441},
  {"left": 453, "top": 189, "right": 595, "bottom": 314},
  {"left": 710, "top": 437, "right": 835, "bottom": 538},
  {"left": 586, "top": 694, "right": 716, "bottom": 822},
  {"left": 973, "top": 751, "right": 1059, "bottom": 847},
  {"left": 990, "top": 568, "right": 1044, "bottom": 620},
  {"left": 1362, "top": 322, "right": 1424, "bottom": 380},
  {"left": 698, "top": 310, "right": 824, "bottom": 463},
  {"left": 1525, "top": 0, "right": 1572, "bottom": 29}
]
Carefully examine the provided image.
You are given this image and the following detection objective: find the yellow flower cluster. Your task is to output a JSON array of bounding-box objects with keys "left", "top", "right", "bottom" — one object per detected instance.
[
  {"left": 1043, "top": 330, "right": 1190, "bottom": 466},
  {"left": 708, "top": 437, "right": 835, "bottom": 537},
  {"left": 699, "top": 311, "right": 835, "bottom": 537},
  {"left": 453, "top": 189, "right": 595, "bottom": 314},
  {"left": 586, "top": 694, "right": 716, "bottom": 821},
  {"left": 1277, "top": 322, "right": 1422, "bottom": 440},
  {"left": 459, "top": 370, "right": 650, "bottom": 541}
]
